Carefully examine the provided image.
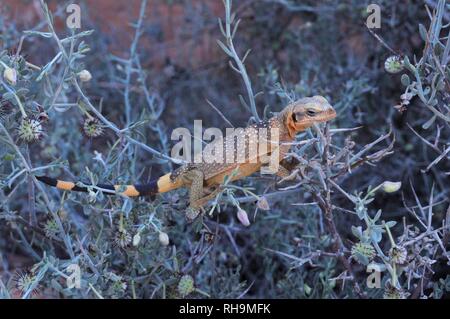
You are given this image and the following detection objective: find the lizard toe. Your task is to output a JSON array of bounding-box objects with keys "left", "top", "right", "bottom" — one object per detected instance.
[{"left": 186, "top": 207, "right": 201, "bottom": 223}]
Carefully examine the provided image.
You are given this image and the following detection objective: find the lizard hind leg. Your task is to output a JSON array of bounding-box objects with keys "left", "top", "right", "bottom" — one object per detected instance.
[
  {"left": 192, "top": 185, "right": 221, "bottom": 208},
  {"left": 181, "top": 169, "right": 207, "bottom": 222}
]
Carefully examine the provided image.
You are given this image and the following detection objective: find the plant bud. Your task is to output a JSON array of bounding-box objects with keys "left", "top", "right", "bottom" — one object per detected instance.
[
  {"left": 159, "top": 231, "right": 169, "bottom": 246},
  {"left": 382, "top": 181, "right": 402, "bottom": 193},
  {"left": 237, "top": 208, "right": 250, "bottom": 227},
  {"left": 3, "top": 67, "right": 17, "bottom": 85},
  {"left": 78, "top": 70, "right": 92, "bottom": 82},
  {"left": 132, "top": 233, "right": 141, "bottom": 247},
  {"left": 257, "top": 196, "right": 270, "bottom": 211}
]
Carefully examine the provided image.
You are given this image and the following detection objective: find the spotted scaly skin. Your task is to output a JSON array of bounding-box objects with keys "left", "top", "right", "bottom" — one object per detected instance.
[{"left": 37, "top": 96, "right": 336, "bottom": 221}]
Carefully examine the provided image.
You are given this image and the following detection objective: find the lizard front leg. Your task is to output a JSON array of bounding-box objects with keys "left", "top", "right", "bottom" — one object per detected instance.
[
  {"left": 276, "top": 165, "right": 291, "bottom": 178},
  {"left": 259, "top": 152, "right": 293, "bottom": 179},
  {"left": 275, "top": 155, "right": 302, "bottom": 181}
]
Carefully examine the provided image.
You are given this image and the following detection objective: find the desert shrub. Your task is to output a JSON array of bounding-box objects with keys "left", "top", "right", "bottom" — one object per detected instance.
[{"left": 0, "top": 0, "right": 449, "bottom": 299}]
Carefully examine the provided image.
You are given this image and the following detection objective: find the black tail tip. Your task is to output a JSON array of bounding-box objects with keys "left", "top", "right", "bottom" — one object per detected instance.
[
  {"left": 36, "top": 175, "right": 58, "bottom": 187},
  {"left": 134, "top": 180, "right": 159, "bottom": 197}
]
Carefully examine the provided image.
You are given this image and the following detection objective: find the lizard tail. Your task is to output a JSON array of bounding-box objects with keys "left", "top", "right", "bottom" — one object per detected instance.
[{"left": 36, "top": 173, "right": 183, "bottom": 197}]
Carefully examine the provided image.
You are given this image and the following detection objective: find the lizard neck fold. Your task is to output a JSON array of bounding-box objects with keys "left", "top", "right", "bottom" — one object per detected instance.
[{"left": 275, "top": 108, "right": 296, "bottom": 141}]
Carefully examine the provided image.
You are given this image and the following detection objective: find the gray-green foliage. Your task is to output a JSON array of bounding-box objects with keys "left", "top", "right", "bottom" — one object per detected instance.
[{"left": 0, "top": 0, "right": 449, "bottom": 299}]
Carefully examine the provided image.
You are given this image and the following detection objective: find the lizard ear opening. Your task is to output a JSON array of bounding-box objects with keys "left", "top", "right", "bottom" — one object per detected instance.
[
  {"left": 287, "top": 112, "right": 298, "bottom": 138},
  {"left": 291, "top": 112, "right": 298, "bottom": 122}
]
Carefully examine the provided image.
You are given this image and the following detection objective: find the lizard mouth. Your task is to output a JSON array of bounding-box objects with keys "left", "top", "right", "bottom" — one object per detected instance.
[{"left": 316, "top": 107, "right": 336, "bottom": 122}]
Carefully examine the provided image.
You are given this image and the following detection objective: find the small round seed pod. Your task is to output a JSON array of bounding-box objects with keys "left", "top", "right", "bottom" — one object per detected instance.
[
  {"left": 14, "top": 271, "right": 39, "bottom": 297},
  {"left": 177, "top": 275, "right": 195, "bottom": 297},
  {"left": 351, "top": 242, "right": 376, "bottom": 265},
  {"left": 384, "top": 55, "right": 404, "bottom": 74},
  {"left": 82, "top": 117, "right": 104, "bottom": 138},
  {"left": 389, "top": 245, "right": 407, "bottom": 264},
  {"left": 17, "top": 118, "right": 44, "bottom": 143},
  {"left": 383, "top": 283, "right": 407, "bottom": 299},
  {"left": 114, "top": 230, "right": 132, "bottom": 248}
]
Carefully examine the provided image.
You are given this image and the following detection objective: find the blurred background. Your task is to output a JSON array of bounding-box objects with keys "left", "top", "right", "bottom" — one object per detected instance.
[{"left": 0, "top": 0, "right": 449, "bottom": 299}]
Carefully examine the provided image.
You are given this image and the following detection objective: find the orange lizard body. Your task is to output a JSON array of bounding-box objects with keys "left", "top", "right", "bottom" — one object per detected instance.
[{"left": 37, "top": 96, "right": 336, "bottom": 220}]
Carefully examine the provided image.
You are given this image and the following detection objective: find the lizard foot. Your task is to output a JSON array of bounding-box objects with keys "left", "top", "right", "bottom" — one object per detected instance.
[{"left": 186, "top": 206, "right": 203, "bottom": 223}]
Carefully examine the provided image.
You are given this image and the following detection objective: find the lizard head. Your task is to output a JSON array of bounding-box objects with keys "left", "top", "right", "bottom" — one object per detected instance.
[{"left": 283, "top": 95, "right": 336, "bottom": 138}]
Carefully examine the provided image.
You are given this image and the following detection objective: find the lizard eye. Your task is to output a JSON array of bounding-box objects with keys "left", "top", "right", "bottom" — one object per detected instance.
[{"left": 306, "top": 109, "right": 317, "bottom": 117}]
